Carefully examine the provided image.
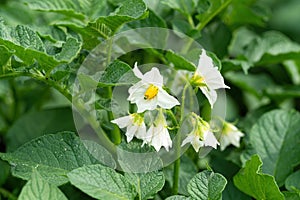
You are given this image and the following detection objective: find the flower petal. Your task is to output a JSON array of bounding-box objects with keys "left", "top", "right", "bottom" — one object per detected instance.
[
  {"left": 135, "top": 97, "right": 158, "bottom": 113},
  {"left": 135, "top": 123, "right": 149, "bottom": 142},
  {"left": 133, "top": 62, "right": 144, "bottom": 79},
  {"left": 203, "top": 131, "right": 219, "bottom": 149},
  {"left": 157, "top": 88, "right": 180, "bottom": 109},
  {"left": 191, "top": 136, "right": 204, "bottom": 152},
  {"left": 196, "top": 49, "right": 229, "bottom": 89},
  {"left": 126, "top": 123, "right": 138, "bottom": 142},
  {"left": 111, "top": 115, "right": 131, "bottom": 128},
  {"left": 181, "top": 134, "right": 194, "bottom": 147},
  {"left": 128, "top": 81, "right": 146, "bottom": 102},
  {"left": 200, "top": 87, "right": 217, "bottom": 108},
  {"left": 142, "top": 67, "right": 163, "bottom": 86}
]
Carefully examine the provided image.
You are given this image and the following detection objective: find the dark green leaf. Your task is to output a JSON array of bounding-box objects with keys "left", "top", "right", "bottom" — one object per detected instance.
[
  {"left": 125, "top": 171, "right": 165, "bottom": 200},
  {"left": 225, "top": 71, "right": 274, "bottom": 97},
  {"left": 165, "top": 156, "right": 197, "bottom": 196},
  {"left": 196, "top": 0, "right": 232, "bottom": 31},
  {"left": 0, "top": 132, "right": 98, "bottom": 186},
  {"left": 187, "top": 170, "right": 227, "bottom": 200},
  {"left": 285, "top": 170, "right": 300, "bottom": 192},
  {"left": 6, "top": 108, "right": 76, "bottom": 152},
  {"left": 283, "top": 191, "right": 300, "bottom": 200}
]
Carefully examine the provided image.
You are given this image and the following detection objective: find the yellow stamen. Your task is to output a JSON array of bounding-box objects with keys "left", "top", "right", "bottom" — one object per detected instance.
[
  {"left": 144, "top": 84, "right": 159, "bottom": 100},
  {"left": 191, "top": 74, "right": 206, "bottom": 87}
]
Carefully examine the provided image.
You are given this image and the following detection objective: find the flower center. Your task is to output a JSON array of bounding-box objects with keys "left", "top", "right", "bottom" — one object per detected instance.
[
  {"left": 144, "top": 84, "right": 159, "bottom": 100},
  {"left": 132, "top": 113, "right": 144, "bottom": 126},
  {"left": 191, "top": 74, "right": 206, "bottom": 87}
]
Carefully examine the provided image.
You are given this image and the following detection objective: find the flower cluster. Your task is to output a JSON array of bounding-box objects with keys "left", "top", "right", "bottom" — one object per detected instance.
[
  {"left": 112, "top": 49, "right": 244, "bottom": 152},
  {"left": 112, "top": 63, "right": 179, "bottom": 151}
]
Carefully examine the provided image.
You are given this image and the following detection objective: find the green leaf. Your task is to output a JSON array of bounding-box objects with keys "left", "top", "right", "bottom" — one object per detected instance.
[
  {"left": 6, "top": 108, "right": 76, "bottom": 152},
  {"left": 233, "top": 155, "right": 284, "bottom": 200},
  {"left": 19, "top": 170, "right": 67, "bottom": 200},
  {"left": 68, "top": 164, "right": 136, "bottom": 200},
  {"left": 165, "top": 156, "right": 197, "bottom": 195},
  {"left": 195, "top": 0, "right": 232, "bottom": 31},
  {"left": 125, "top": 171, "right": 165, "bottom": 200},
  {"left": 165, "top": 50, "right": 196, "bottom": 71},
  {"left": 98, "top": 60, "right": 139, "bottom": 86},
  {"left": 225, "top": 71, "right": 274, "bottom": 98},
  {"left": 165, "top": 195, "right": 190, "bottom": 200},
  {"left": 23, "top": 0, "right": 107, "bottom": 21},
  {"left": 0, "top": 131, "right": 98, "bottom": 186},
  {"left": 285, "top": 170, "right": 300, "bottom": 192},
  {"left": 161, "top": 0, "right": 197, "bottom": 16},
  {"left": 222, "top": 0, "right": 268, "bottom": 27},
  {"left": 0, "top": 160, "right": 10, "bottom": 186},
  {"left": 0, "top": 21, "right": 81, "bottom": 71},
  {"left": 283, "top": 191, "right": 300, "bottom": 200},
  {"left": 54, "top": 0, "right": 147, "bottom": 49},
  {"left": 229, "top": 28, "right": 300, "bottom": 65},
  {"left": 241, "top": 110, "right": 300, "bottom": 186},
  {"left": 187, "top": 170, "right": 227, "bottom": 200},
  {"left": 0, "top": 45, "right": 13, "bottom": 72},
  {"left": 128, "top": 9, "right": 167, "bottom": 28}
]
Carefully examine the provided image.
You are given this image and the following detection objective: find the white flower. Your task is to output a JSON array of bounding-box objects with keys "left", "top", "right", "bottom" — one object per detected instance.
[
  {"left": 181, "top": 114, "right": 219, "bottom": 152},
  {"left": 191, "top": 49, "right": 229, "bottom": 108},
  {"left": 128, "top": 63, "right": 180, "bottom": 113},
  {"left": 146, "top": 109, "right": 172, "bottom": 152},
  {"left": 111, "top": 113, "right": 147, "bottom": 143},
  {"left": 219, "top": 122, "right": 244, "bottom": 151}
]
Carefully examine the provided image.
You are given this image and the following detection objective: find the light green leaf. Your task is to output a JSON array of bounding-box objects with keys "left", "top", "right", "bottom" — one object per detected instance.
[
  {"left": 0, "top": 45, "right": 13, "bottom": 72},
  {"left": 98, "top": 60, "right": 139, "bottom": 86},
  {"left": 6, "top": 108, "right": 76, "bottom": 152},
  {"left": 0, "top": 21, "right": 81, "bottom": 71},
  {"left": 68, "top": 164, "right": 136, "bottom": 200},
  {"left": 233, "top": 155, "right": 284, "bottom": 200},
  {"left": 241, "top": 110, "right": 300, "bottom": 186},
  {"left": 165, "top": 195, "right": 190, "bottom": 200},
  {"left": 55, "top": 0, "right": 147, "bottom": 47},
  {"left": 229, "top": 28, "right": 300, "bottom": 66},
  {"left": 19, "top": 170, "right": 67, "bottom": 200},
  {"left": 128, "top": 9, "right": 167, "bottom": 28},
  {"left": 285, "top": 170, "right": 300, "bottom": 192},
  {"left": 196, "top": 0, "right": 232, "bottom": 31},
  {"left": 0, "top": 132, "right": 98, "bottom": 186},
  {"left": 165, "top": 50, "right": 196, "bottom": 71},
  {"left": 187, "top": 170, "right": 227, "bottom": 200},
  {"left": 23, "top": 0, "right": 107, "bottom": 21},
  {"left": 161, "top": 0, "right": 197, "bottom": 16},
  {"left": 125, "top": 171, "right": 165, "bottom": 200}
]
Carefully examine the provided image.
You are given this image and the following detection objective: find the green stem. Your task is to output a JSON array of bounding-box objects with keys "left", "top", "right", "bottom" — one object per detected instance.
[
  {"left": 172, "top": 83, "right": 189, "bottom": 194},
  {"left": 195, "top": 0, "right": 232, "bottom": 31},
  {"left": 107, "top": 87, "right": 121, "bottom": 144},
  {"left": 0, "top": 188, "right": 17, "bottom": 200},
  {"left": 0, "top": 72, "right": 72, "bottom": 101}
]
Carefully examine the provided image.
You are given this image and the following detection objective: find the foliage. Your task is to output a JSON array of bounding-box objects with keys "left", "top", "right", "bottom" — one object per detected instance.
[{"left": 0, "top": 0, "right": 300, "bottom": 199}]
